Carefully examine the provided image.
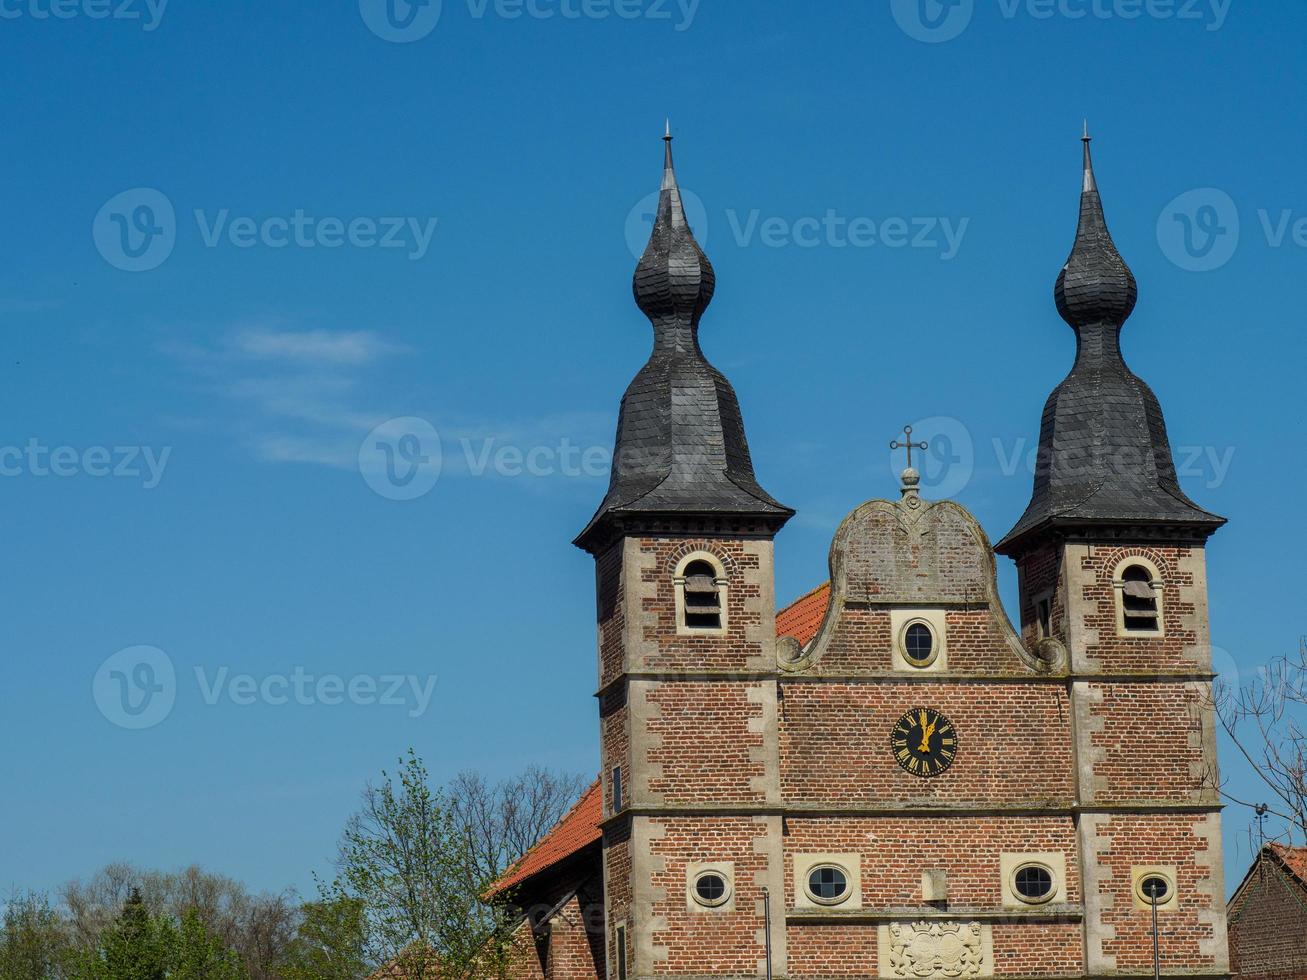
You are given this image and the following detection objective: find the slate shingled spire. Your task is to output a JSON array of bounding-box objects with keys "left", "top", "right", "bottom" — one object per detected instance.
[
  {"left": 996, "top": 130, "right": 1225, "bottom": 555},
  {"left": 575, "top": 129, "right": 792, "bottom": 553}
]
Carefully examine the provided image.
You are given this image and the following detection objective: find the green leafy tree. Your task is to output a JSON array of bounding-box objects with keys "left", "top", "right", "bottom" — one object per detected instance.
[
  {"left": 278, "top": 897, "right": 367, "bottom": 980},
  {"left": 172, "top": 910, "right": 245, "bottom": 980},
  {"left": 323, "top": 751, "right": 518, "bottom": 980},
  {"left": 73, "top": 888, "right": 174, "bottom": 980},
  {"left": 0, "top": 891, "right": 74, "bottom": 980}
]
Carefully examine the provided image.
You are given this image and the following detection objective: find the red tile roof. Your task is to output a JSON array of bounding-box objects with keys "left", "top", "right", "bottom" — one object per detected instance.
[
  {"left": 490, "top": 586, "right": 830, "bottom": 899},
  {"left": 776, "top": 582, "right": 830, "bottom": 647},
  {"left": 490, "top": 780, "right": 604, "bottom": 897},
  {"left": 1270, "top": 843, "right": 1307, "bottom": 882}
]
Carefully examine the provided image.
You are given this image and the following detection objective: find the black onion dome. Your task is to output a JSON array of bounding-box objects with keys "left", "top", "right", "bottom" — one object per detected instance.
[
  {"left": 633, "top": 134, "right": 716, "bottom": 323},
  {"left": 1053, "top": 135, "right": 1138, "bottom": 328},
  {"left": 576, "top": 129, "right": 792, "bottom": 554},
  {"left": 997, "top": 131, "right": 1224, "bottom": 555}
]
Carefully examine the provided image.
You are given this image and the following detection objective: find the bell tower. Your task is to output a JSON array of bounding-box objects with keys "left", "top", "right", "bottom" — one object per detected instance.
[
  {"left": 575, "top": 127, "right": 793, "bottom": 979},
  {"left": 996, "top": 129, "right": 1230, "bottom": 977}
]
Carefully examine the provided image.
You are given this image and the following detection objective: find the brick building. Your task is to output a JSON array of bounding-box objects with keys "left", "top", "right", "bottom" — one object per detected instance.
[
  {"left": 489, "top": 129, "right": 1231, "bottom": 980},
  {"left": 1227, "top": 844, "right": 1307, "bottom": 978}
]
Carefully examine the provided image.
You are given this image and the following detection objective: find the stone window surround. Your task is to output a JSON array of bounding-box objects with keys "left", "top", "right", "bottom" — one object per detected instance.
[
  {"left": 793, "top": 853, "right": 862, "bottom": 911},
  {"left": 890, "top": 608, "right": 948, "bottom": 672},
  {"left": 673, "top": 550, "right": 729, "bottom": 637},
  {"left": 1031, "top": 587, "right": 1055, "bottom": 641},
  {"left": 613, "top": 921, "right": 628, "bottom": 980},
  {"left": 1112, "top": 555, "right": 1166, "bottom": 638},
  {"left": 686, "top": 862, "right": 735, "bottom": 912},
  {"left": 1000, "top": 852, "right": 1068, "bottom": 907},
  {"left": 1132, "top": 865, "right": 1179, "bottom": 912}
]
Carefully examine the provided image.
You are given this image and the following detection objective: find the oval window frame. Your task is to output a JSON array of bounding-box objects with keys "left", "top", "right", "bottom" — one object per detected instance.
[
  {"left": 1135, "top": 872, "right": 1174, "bottom": 907},
  {"left": 803, "top": 863, "right": 852, "bottom": 907},
  {"left": 691, "top": 870, "right": 732, "bottom": 909},
  {"left": 899, "top": 618, "right": 940, "bottom": 669},
  {"left": 1010, "top": 861, "right": 1057, "bottom": 906}
]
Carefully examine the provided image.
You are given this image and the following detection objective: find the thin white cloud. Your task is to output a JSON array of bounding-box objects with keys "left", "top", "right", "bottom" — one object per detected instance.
[
  {"left": 230, "top": 327, "right": 405, "bottom": 366},
  {"left": 167, "top": 324, "right": 616, "bottom": 493}
]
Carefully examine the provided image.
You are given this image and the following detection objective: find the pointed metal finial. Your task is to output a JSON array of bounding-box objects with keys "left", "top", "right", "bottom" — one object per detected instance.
[
  {"left": 1081, "top": 122, "right": 1097, "bottom": 193},
  {"left": 664, "top": 118, "right": 672, "bottom": 143}
]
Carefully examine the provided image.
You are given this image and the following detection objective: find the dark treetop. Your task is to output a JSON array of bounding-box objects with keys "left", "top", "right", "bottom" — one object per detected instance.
[
  {"left": 996, "top": 133, "right": 1225, "bottom": 555},
  {"left": 575, "top": 131, "right": 792, "bottom": 554}
]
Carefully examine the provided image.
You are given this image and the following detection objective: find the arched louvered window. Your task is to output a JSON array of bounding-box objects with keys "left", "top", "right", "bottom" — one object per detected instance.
[
  {"left": 1115, "top": 560, "right": 1164, "bottom": 636},
  {"left": 674, "top": 553, "right": 728, "bottom": 635}
]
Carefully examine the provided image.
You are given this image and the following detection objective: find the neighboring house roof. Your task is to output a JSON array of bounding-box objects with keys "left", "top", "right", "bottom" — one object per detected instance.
[
  {"left": 1228, "top": 843, "right": 1307, "bottom": 925},
  {"left": 489, "top": 586, "right": 830, "bottom": 900},
  {"left": 490, "top": 781, "right": 604, "bottom": 898},
  {"left": 1269, "top": 842, "right": 1307, "bottom": 883}
]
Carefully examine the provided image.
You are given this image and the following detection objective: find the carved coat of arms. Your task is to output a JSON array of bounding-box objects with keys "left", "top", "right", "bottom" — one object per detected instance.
[{"left": 886, "top": 921, "right": 988, "bottom": 978}]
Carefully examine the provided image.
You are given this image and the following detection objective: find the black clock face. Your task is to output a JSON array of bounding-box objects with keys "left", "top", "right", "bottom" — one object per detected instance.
[{"left": 891, "top": 707, "right": 958, "bottom": 778}]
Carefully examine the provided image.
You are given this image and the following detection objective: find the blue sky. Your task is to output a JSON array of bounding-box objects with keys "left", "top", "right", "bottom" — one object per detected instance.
[{"left": 1, "top": 0, "right": 1303, "bottom": 899}]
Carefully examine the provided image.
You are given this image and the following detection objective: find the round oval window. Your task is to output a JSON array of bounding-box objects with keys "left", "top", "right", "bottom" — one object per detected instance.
[
  {"left": 693, "top": 872, "right": 730, "bottom": 908},
  {"left": 903, "top": 622, "right": 936, "bottom": 666},
  {"left": 1012, "top": 864, "right": 1055, "bottom": 904},
  {"left": 1138, "top": 874, "right": 1171, "bottom": 906},
  {"left": 806, "top": 865, "right": 849, "bottom": 905}
]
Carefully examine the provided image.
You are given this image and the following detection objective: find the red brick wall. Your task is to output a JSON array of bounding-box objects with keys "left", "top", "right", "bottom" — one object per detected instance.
[
  {"left": 1083, "top": 681, "right": 1208, "bottom": 803},
  {"left": 993, "top": 923, "right": 1083, "bottom": 976},
  {"left": 1015, "top": 543, "right": 1063, "bottom": 646},
  {"left": 645, "top": 816, "right": 770, "bottom": 977},
  {"left": 1228, "top": 862, "right": 1307, "bottom": 978},
  {"left": 546, "top": 896, "right": 605, "bottom": 980},
  {"left": 1072, "top": 544, "right": 1206, "bottom": 673},
  {"left": 1089, "top": 813, "right": 1223, "bottom": 972},
  {"left": 596, "top": 541, "right": 625, "bottom": 686},
  {"left": 781, "top": 682, "right": 1074, "bottom": 806},
  {"left": 783, "top": 816, "right": 1080, "bottom": 907},
  {"left": 600, "top": 536, "right": 769, "bottom": 681},
  {"left": 811, "top": 608, "right": 1042, "bottom": 675},
  {"left": 603, "top": 821, "right": 632, "bottom": 978},
  {"left": 645, "top": 680, "right": 767, "bottom": 805},
  {"left": 788, "top": 924, "right": 877, "bottom": 977}
]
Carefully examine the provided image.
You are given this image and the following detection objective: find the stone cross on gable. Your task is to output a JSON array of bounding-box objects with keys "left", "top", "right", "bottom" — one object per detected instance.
[{"left": 890, "top": 425, "right": 929, "bottom": 471}]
